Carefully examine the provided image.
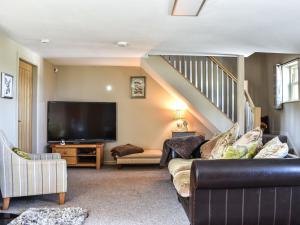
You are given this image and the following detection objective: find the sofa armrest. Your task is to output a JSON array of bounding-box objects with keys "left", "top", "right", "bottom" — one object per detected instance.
[
  {"left": 29, "top": 153, "right": 61, "bottom": 160},
  {"left": 190, "top": 159, "right": 300, "bottom": 189}
]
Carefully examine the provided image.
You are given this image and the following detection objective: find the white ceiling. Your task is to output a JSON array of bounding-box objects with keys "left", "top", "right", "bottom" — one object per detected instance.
[{"left": 1, "top": 0, "right": 300, "bottom": 64}]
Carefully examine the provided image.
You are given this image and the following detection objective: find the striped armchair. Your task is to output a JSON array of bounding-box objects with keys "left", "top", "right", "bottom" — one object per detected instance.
[{"left": 0, "top": 130, "right": 67, "bottom": 210}]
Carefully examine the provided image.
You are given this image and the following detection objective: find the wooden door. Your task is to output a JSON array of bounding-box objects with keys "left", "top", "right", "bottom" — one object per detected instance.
[{"left": 18, "top": 60, "right": 33, "bottom": 153}]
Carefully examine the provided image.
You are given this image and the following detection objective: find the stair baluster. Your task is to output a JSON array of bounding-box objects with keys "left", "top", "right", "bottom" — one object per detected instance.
[{"left": 163, "top": 55, "right": 238, "bottom": 122}]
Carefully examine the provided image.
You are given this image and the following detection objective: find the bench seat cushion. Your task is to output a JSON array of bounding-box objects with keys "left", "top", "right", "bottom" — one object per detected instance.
[{"left": 116, "top": 149, "right": 162, "bottom": 165}]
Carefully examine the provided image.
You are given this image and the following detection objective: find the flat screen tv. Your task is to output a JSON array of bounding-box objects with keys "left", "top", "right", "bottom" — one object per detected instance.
[{"left": 47, "top": 101, "right": 116, "bottom": 143}]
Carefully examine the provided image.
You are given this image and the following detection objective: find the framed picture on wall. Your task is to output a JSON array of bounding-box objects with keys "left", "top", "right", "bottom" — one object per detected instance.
[
  {"left": 1, "top": 72, "right": 13, "bottom": 99},
  {"left": 130, "top": 76, "right": 146, "bottom": 98}
]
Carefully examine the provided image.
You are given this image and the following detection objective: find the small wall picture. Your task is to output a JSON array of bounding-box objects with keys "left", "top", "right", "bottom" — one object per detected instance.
[
  {"left": 1, "top": 72, "right": 13, "bottom": 99},
  {"left": 130, "top": 76, "right": 146, "bottom": 98}
]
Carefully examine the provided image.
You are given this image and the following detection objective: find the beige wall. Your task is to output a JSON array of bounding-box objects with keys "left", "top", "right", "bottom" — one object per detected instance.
[
  {"left": 54, "top": 66, "right": 209, "bottom": 163},
  {"left": 35, "top": 60, "right": 56, "bottom": 152},
  {"left": 0, "top": 32, "right": 55, "bottom": 153}
]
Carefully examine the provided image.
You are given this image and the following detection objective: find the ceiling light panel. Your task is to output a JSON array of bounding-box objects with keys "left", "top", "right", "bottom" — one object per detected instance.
[{"left": 172, "top": 0, "right": 206, "bottom": 16}]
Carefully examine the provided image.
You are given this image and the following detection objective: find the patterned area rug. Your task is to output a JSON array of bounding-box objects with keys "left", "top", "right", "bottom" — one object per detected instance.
[{"left": 8, "top": 207, "right": 88, "bottom": 225}]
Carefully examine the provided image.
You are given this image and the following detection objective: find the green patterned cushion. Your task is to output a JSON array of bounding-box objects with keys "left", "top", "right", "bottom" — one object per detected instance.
[
  {"left": 223, "top": 143, "right": 258, "bottom": 159},
  {"left": 242, "top": 143, "right": 259, "bottom": 159},
  {"left": 233, "top": 127, "right": 263, "bottom": 148},
  {"left": 12, "top": 147, "right": 31, "bottom": 160},
  {"left": 210, "top": 123, "right": 240, "bottom": 159}
]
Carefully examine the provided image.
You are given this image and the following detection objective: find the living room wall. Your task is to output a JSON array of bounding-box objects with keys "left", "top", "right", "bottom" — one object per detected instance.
[
  {"left": 245, "top": 52, "right": 300, "bottom": 153},
  {"left": 265, "top": 53, "right": 300, "bottom": 153},
  {"left": 54, "top": 66, "right": 210, "bottom": 163},
  {"left": 245, "top": 53, "right": 269, "bottom": 116},
  {"left": 0, "top": 32, "right": 56, "bottom": 153}
]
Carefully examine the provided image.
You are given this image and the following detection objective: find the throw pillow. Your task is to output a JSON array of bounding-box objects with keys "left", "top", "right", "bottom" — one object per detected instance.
[
  {"left": 233, "top": 126, "right": 263, "bottom": 148},
  {"left": 242, "top": 143, "right": 259, "bottom": 159},
  {"left": 200, "top": 134, "right": 222, "bottom": 159},
  {"left": 222, "top": 143, "right": 258, "bottom": 159},
  {"left": 209, "top": 123, "right": 240, "bottom": 159},
  {"left": 263, "top": 136, "right": 281, "bottom": 148},
  {"left": 254, "top": 143, "right": 289, "bottom": 159},
  {"left": 12, "top": 147, "right": 31, "bottom": 160}
]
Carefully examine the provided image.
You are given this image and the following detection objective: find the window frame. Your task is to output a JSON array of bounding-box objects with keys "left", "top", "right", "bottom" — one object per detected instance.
[{"left": 276, "top": 59, "right": 300, "bottom": 108}]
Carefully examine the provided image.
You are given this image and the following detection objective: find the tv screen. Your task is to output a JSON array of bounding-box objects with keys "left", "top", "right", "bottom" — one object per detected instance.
[{"left": 47, "top": 101, "right": 116, "bottom": 143}]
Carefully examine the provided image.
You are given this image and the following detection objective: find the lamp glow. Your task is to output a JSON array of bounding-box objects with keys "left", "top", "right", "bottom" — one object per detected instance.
[
  {"left": 106, "top": 85, "right": 112, "bottom": 91},
  {"left": 172, "top": 100, "right": 188, "bottom": 131}
]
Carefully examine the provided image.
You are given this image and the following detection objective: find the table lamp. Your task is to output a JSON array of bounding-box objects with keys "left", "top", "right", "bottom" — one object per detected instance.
[{"left": 175, "top": 109, "right": 188, "bottom": 131}]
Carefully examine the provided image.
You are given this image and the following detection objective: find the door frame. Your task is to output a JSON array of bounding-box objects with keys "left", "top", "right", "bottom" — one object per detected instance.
[{"left": 18, "top": 59, "right": 37, "bottom": 153}]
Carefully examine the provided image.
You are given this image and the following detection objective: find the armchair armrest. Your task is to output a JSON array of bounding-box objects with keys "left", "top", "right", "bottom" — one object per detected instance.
[
  {"left": 1, "top": 157, "right": 67, "bottom": 198},
  {"left": 190, "top": 159, "right": 300, "bottom": 189},
  {"left": 29, "top": 153, "right": 61, "bottom": 160}
]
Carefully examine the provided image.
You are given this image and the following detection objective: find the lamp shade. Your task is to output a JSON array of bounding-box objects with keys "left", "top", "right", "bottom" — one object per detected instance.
[{"left": 175, "top": 109, "right": 185, "bottom": 120}]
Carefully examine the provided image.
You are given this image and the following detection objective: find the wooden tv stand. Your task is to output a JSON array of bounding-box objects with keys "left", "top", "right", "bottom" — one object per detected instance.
[{"left": 51, "top": 143, "right": 104, "bottom": 170}]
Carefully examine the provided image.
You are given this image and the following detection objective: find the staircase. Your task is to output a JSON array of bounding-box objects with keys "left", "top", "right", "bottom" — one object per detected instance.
[
  {"left": 162, "top": 55, "right": 237, "bottom": 122},
  {"left": 141, "top": 55, "right": 261, "bottom": 134}
]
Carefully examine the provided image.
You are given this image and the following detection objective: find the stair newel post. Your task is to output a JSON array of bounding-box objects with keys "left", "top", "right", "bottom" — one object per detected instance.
[{"left": 237, "top": 56, "right": 246, "bottom": 134}]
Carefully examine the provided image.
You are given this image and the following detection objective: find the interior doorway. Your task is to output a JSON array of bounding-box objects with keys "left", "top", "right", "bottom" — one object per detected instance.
[{"left": 18, "top": 60, "right": 33, "bottom": 153}]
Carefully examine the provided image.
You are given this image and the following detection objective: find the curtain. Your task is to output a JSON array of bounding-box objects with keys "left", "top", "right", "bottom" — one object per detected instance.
[{"left": 274, "top": 64, "right": 283, "bottom": 109}]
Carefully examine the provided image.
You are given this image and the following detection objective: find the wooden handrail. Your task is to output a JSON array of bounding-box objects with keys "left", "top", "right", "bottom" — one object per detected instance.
[
  {"left": 244, "top": 90, "right": 255, "bottom": 108},
  {"left": 208, "top": 56, "right": 238, "bottom": 82}
]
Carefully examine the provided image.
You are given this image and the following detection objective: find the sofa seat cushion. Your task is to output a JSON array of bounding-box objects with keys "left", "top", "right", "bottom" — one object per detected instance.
[
  {"left": 173, "top": 170, "right": 191, "bottom": 198},
  {"left": 168, "top": 158, "right": 196, "bottom": 177}
]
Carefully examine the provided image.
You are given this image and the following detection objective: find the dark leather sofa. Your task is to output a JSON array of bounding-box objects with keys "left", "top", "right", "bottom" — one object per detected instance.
[{"left": 178, "top": 158, "right": 300, "bottom": 225}]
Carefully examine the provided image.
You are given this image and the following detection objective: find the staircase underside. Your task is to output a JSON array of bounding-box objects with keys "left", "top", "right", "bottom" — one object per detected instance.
[{"left": 141, "top": 56, "right": 234, "bottom": 134}]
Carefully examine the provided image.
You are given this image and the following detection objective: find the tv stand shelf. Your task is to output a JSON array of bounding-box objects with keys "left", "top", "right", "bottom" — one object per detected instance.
[{"left": 51, "top": 143, "right": 104, "bottom": 170}]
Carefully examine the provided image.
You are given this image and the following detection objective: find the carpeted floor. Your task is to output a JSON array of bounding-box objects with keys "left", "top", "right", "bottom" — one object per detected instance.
[{"left": 1, "top": 166, "right": 189, "bottom": 225}]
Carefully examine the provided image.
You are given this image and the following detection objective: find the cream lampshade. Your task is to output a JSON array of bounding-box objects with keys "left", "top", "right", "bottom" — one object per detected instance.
[{"left": 174, "top": 109, "right": 188, "bottom": 131}]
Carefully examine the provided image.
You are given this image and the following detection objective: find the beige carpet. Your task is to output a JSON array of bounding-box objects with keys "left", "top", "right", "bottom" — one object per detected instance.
[{"left": 1, "top": 166, "right": 189, "bottom": 225}]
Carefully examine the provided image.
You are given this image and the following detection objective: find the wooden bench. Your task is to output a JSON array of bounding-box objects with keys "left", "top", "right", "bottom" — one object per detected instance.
[{"left": 116, "top": 149, "right": 162, "bottom": 169}]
